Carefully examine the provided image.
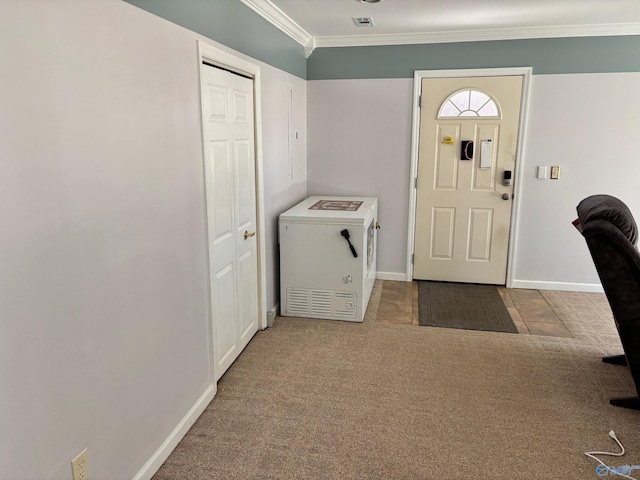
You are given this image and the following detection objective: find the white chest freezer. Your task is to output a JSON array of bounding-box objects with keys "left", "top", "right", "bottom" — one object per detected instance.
[{"left": 279, "top": 196, "right": 378, "bottom": 322}]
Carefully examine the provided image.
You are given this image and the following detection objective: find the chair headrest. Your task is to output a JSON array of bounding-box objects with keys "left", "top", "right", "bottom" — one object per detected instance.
[{"left": 577, "top": 194, "right": 638, "bottom": 245}]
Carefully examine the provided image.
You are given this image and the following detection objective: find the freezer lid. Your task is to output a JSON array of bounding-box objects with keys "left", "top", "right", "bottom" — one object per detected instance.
[{"left": 279, "top": 196, "right": 378, "bottom": 224}]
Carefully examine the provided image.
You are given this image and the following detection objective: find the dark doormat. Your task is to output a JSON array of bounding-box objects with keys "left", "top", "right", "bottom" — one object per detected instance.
[{"left": 418, "top": 281, "right": 518, "bottom": 334}]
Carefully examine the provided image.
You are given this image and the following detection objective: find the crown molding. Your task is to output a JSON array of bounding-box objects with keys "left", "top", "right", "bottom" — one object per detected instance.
[
  {"left": 314, "top": 23, "right": 640, "bottom": 48},
  {"left": 238, "top": 0, "right": 315, "bottom": 56},
  {"left": 304, "top": 37, "right": 317, "bottom": 58},
  {"left": 237, "top": 1, "right": 640, "bottom": 55}
]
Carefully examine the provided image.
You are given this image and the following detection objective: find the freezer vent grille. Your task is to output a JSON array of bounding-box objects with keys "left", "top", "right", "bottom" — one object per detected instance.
[
  {"left": 334, "top": 291, "right": 352, "bottom": 297},
  {"left": 286, "top": 288, "right": 356, "bottom": 320}
]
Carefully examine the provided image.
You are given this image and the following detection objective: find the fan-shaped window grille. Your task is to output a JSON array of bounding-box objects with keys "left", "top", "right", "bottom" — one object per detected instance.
[{"left": 438, "top": 89, "right": 501, "bottom": 118}]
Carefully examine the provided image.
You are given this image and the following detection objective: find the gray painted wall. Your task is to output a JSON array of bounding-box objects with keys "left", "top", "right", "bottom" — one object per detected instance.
[
  {"left": 125, "top": 0, "right": 307, "bottom": 79},
  {"left": 308, "top": 36, "right": 640, "bottom": 79},
  {"left": 0, "top": 0, "right": 305, "bottom": 478}
]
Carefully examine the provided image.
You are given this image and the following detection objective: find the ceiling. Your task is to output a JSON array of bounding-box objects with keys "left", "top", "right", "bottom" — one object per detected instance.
[{"left": 240, "top": 0, "right": 640, "bottom": 55}]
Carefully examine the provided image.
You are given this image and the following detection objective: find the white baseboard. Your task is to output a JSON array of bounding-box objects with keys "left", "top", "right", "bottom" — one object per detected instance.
[
  {"left": 371, "top": 274, "right": 602, "bottom": 292},
  {"left": 509, "top": 279, "right": 604, "bottom": 293},
  {"left": 376, "top": 271, "right": 408, "bottom": 282},
  {"left": 266, "top": 302, "right": 279, "bottom": 327},
  {"left": 132, "top": 384, "right": 216, "bottom": 480}
]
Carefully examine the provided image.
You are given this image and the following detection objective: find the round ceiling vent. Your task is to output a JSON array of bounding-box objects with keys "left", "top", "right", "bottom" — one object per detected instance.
[{"left": 357, "top": 0, "right": 383, "bottom": 3}]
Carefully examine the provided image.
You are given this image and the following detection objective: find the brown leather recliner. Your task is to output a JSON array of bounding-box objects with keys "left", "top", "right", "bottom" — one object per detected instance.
[{"left": 576, "top": 194, "right": 640, "bottom": 410}]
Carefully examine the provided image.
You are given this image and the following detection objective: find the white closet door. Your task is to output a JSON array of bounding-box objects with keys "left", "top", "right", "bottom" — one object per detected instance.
[{"left": 201, "top": 64, "right": 259, "bottom": 381}]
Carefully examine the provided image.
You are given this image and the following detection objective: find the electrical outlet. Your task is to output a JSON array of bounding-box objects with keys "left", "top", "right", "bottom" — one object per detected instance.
[
  {"left": 550, "top": 166, "right": 560, "bottom": 179},
  {"left": 71, "top": 448, "right": 90, "bottom": 480}
]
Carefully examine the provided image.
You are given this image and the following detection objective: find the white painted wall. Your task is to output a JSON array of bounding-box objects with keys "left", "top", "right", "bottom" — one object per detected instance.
[
  {"left": 262, "top": 80, "right": 307, "bottom": 309},
  {"left": 307, "top": 79, "right": 414, "bottom": 278},
  {"left": 513, "top": 72, "right": 640, "bottom": 290},
  {"left": 0, "top": 1, "right": 305, "bottom": 479},
  {"left": 307, "top": 74, "right": 640, "bottom": 289}
]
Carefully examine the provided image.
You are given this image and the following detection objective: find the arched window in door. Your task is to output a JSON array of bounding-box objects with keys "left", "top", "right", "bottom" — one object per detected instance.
[{"left": 438, "top": 89, "right": 501, "bottom": 118}]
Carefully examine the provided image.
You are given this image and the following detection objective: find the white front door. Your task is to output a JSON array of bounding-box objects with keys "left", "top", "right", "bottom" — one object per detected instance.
[
  {"left": 201, "top": 64, "right": 259, "bottom": 381},
  {"left": 414, "top": 76, "right": 523, "bottom": 284}
]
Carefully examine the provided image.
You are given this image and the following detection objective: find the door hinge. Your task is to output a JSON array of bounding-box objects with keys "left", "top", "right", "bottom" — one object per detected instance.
[
  {"left": 418, "top": 95, "right": 422, "bottom": 108},
  {"left": 415, "top": 177, "right": 418, "bottom": 188},
  {"left": 411, "top": 254, "right": 415, "bottom": 265}
]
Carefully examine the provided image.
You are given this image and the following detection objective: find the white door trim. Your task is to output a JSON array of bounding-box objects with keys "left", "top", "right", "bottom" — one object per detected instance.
[
  {"left": 406, "top": 67, "right": 533, "bottom": 287},
  {"left": 197, "top": 41, "right": 268, "bottom": 384}
]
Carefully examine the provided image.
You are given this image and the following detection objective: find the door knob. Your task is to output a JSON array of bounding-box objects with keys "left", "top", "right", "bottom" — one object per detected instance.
[
  {"left": 502, "top": 193, "right": 511, "bottom": 200},
  {"left": 244, "top": 230, "right": 256, "bottom": 240}
]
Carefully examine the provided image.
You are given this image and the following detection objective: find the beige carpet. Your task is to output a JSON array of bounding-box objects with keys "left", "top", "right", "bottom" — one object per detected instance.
[{"left": 152, "top": 282, "right": 640, "bottom": 479}]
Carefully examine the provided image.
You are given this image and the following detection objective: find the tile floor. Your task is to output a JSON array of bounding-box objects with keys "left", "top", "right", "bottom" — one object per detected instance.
[{"left": 376, "top": 280, "right": 574, "bottom": 338}]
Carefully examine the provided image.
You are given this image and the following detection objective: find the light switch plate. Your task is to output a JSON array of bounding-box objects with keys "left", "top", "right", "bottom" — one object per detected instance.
[
  {"left": 550, "top": 166, "right": 560, "bottom": 179},
  {"left": 537, "top": 166, "right": 547, "bottom": 179}
]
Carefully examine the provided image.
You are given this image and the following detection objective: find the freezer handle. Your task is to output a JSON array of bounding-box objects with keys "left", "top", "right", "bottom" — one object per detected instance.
[{"left": 340, "top": 229, "right": 358, "bottom": 258}]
